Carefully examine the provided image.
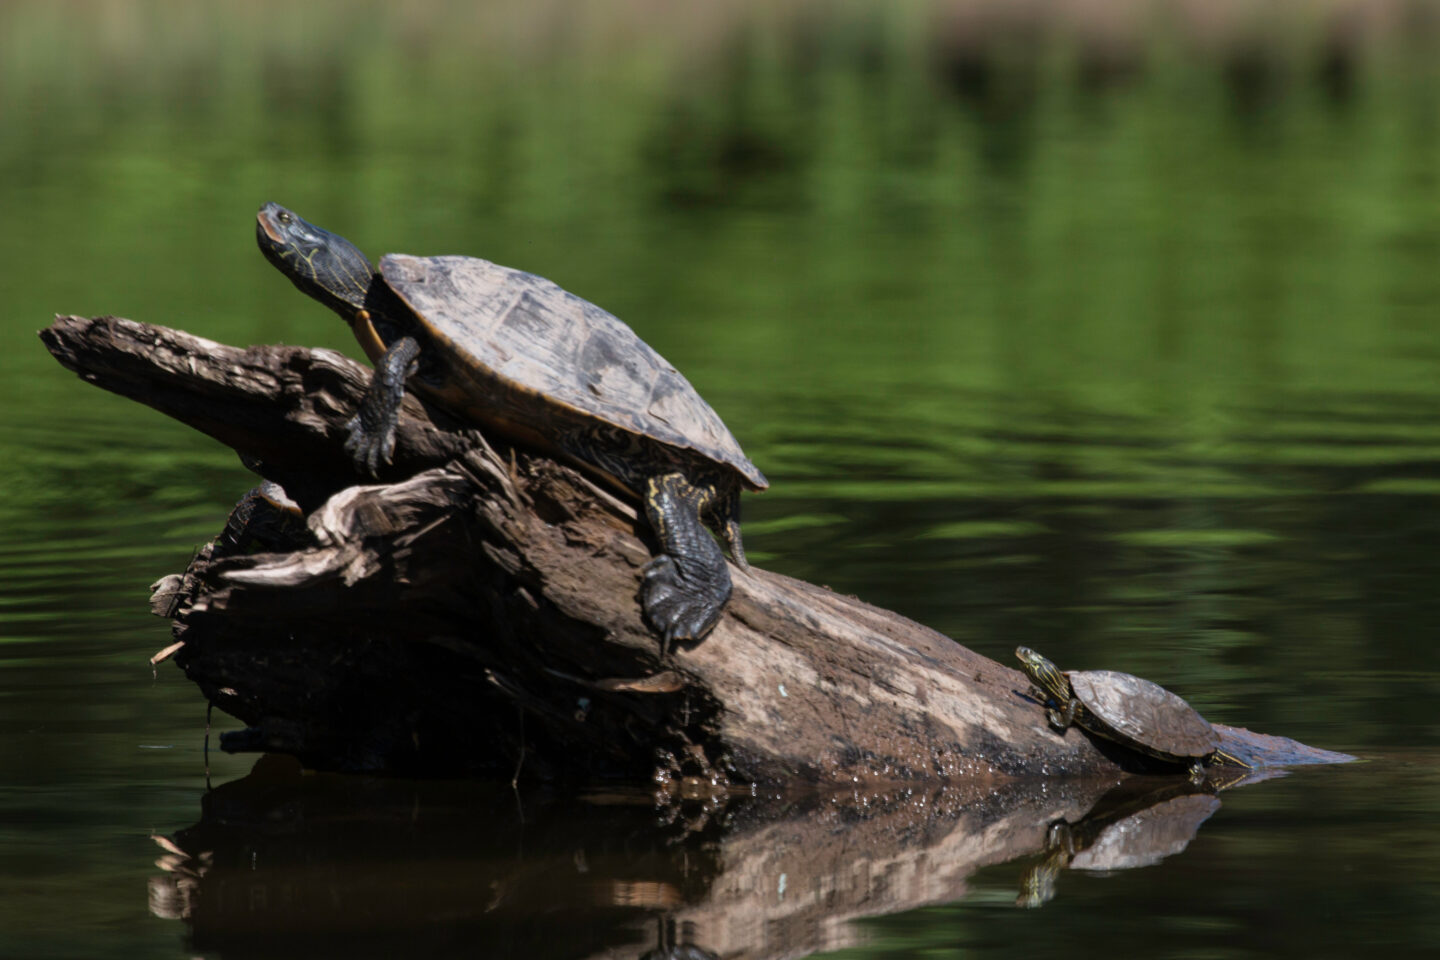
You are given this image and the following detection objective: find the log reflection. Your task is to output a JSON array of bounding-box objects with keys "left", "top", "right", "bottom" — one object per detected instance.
[{"left": 149, "top": 757, "right": 1270, "bottom": 958}]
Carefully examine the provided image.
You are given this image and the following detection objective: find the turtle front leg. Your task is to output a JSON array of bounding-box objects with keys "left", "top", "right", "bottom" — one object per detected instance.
[
  {"left": 1211, "top": 747, "right": 1253, "bottom": 770},
  {"left": 344, "top": 336, "right": 421, "bottom": 475},
  {"left": 641, "top": 473, "right": 733, "bottom": 653},
  {"left": 1046, "top": 697, "right": 1079, "bottom": 731}
]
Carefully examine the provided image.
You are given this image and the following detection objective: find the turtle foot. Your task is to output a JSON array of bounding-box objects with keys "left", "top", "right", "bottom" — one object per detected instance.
[
  {"left": 642, "top": 554, "right": 732, "bottom": 653},
  {"left": 343, "top": 334, "right": 418, "bottom": 477},
  {"left": 343, "top": 415, "right": 397, "bottom": 477}
]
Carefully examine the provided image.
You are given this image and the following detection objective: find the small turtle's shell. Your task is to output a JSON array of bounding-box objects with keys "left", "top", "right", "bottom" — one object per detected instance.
[
  {"left": 1068, "top": 669, "right": 1219, "bottom": 762},
  {"left": 379, "top": 254, "right": 767, "bottom": 492}
]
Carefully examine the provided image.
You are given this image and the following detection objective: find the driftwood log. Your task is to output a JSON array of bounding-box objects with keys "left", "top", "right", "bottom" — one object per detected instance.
[{"left": 41, "top": 315, "right": 1348, "bottom": 786}]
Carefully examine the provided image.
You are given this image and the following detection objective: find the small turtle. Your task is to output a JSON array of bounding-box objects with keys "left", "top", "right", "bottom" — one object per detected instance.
[
  {"left": 256, "top": 204, "right": 767, "bottom": 646},
  {"left": 218, "top": 480, "right": 306, "bottom": 556},
  {"left": 1015, "top": 646, "right": 1247, "bottom": 777}
]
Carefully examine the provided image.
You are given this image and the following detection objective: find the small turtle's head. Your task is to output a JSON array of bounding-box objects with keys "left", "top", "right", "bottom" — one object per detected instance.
[
  {"left": 1015, "top": 646, "right": 1069, "bottom": 702},
  {"left": 256, "top": 203, "right": 375, "bottom": 320}
]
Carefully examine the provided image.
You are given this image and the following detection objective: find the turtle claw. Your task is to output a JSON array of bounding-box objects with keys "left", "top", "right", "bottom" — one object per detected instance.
[
  {"left": 343, "top": 416, "right": 395, "bottom": 477},
  {"left": 642, "top": 554, "right": 730, "bottom": 652}
]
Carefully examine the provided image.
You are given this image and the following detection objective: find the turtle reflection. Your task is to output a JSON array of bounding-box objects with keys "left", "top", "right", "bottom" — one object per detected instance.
[
  {"left": 639, "top": 915, "right": 719, "bottom": 960},
  {"left": 1016, "top": 778, "right": 1235, "bottom": 908}
]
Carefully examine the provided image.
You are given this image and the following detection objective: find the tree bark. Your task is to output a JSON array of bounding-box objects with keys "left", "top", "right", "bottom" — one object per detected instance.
[{"left": 41, "top": 315, "right": 1350, "bottom": 785}]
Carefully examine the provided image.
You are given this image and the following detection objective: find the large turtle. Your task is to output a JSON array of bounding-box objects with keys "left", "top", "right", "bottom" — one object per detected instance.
[
  {"left": 256, "top": 203, "right": 767, "bottom": 646},
  {"left": 1014, "top": 646, "right": 1248, "bottom": 777}
]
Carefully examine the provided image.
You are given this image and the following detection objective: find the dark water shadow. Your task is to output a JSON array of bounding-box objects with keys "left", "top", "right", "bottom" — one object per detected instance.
[{"left": 148, "top": 756, "right": 1280, "bottom": 959}]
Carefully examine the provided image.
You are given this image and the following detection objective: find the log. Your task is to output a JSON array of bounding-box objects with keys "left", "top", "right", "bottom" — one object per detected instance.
[{"left": 40, "top": 315, "right": 1350, "bottom": 785}]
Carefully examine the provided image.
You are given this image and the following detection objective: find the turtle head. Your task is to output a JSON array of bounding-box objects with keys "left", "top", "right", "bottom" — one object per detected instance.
[
  {"left": 256, "top": 203, "right": 375, "bottom": 320},
  {"left": 1015, "top": 646, "right": 1070, "bottom": 703}
]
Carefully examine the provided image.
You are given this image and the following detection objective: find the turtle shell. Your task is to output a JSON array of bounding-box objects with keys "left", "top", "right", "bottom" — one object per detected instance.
[
  {"left": 1068, "top": 669, "right": 1219, "bottom": 762},
  {"left": 378, "top": 253, "right": 767, "bottom": 492}
]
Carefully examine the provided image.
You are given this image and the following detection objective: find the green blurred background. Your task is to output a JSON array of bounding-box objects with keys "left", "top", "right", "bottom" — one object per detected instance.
[{"left": 4, "top": 1, "right": 1440, "bottom": 957}]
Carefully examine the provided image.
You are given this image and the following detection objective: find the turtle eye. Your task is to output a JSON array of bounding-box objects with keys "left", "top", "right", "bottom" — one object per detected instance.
[{"left": 277, "top": 211, "right": 293, "bottom": 225}]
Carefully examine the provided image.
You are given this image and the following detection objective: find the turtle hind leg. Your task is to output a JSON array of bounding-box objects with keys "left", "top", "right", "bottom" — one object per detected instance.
[
  {"left": 641, "top": 473, "right": 733, "bottom": 652},
  {"left": 711, "top": 489, "right": 751, "bottom": 571},
  {"left": 344, "top": 335, "right": 420, "bottom": 475}
]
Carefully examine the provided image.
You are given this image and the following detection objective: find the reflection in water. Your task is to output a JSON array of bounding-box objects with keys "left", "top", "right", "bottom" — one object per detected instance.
[
  {"left": 149, "top": 755, "right": 719, "bottom": 957},
  {"left": 1014, "top": 774, "right": 1257, "bottom": 908},
  {"left": 148, "top": 756, "right": 1270, "bottom": 958},
  {"left": 639, "top": 916, "right": 719, "bottom": 960}
]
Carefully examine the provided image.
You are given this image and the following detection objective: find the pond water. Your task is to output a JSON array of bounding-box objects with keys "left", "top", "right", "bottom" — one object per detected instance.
[{"left": 3, "top": 2, "right": 1439, "bottom": 957}]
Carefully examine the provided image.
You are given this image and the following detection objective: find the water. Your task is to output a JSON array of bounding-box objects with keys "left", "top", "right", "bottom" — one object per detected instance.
[{"left": 3, "top": 1, "right": 1439, "bottom": 956}]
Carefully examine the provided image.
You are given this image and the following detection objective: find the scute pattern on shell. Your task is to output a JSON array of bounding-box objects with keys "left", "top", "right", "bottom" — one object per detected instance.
[
  {"left": 379, "top": 253, "right": 767, "bottom": 490},
  {"left": 1069, "top": 669, "right": 1219, "bottom": 759}
]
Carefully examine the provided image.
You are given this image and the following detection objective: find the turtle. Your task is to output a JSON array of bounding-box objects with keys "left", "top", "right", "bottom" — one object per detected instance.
[
  {"left": 255, "top": 202, "right": 768, "bottom": 647},
  {"left": 218, "top": 480, "right": 307, "bottom": 557},
  {"left": 1014, "top": 646, "right": 1248, "bottom": 777}
]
